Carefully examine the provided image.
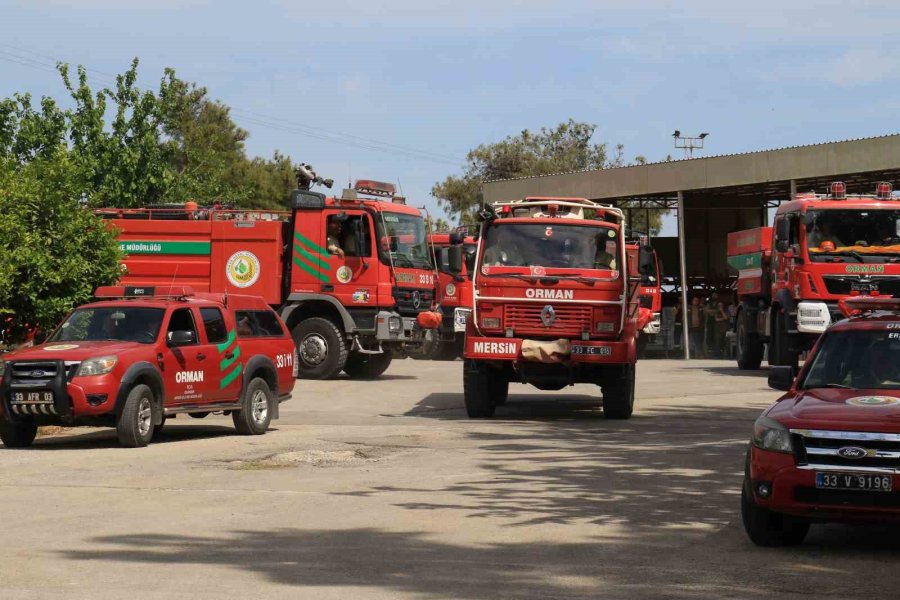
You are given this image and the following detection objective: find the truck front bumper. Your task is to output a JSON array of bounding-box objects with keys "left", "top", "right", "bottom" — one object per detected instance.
[
  {"left": 464, "top": 336, "right": 632, "bottom": 364},
  {"left": 2, "top": 375, "right": 118, "bottom": 421},
  {"left": 749, "top": 446, "right": 900, "bottom": 520},
  {"left": 374, "top": 311, "right": 426, "bottom": 344}
]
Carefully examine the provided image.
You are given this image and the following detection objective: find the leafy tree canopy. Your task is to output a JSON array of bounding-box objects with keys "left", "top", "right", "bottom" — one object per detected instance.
[{"left": 432, "top": 119, "right": 662, "bottom": 233}]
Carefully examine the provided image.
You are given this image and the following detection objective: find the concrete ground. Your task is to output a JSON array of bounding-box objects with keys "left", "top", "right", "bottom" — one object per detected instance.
[{"left": 1, "top": 359, "right": 899, "bottom": 599}]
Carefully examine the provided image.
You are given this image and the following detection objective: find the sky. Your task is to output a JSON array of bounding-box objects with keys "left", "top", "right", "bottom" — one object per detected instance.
[{"left": 2, "top": 0, "right": 899, "bottom": 234}]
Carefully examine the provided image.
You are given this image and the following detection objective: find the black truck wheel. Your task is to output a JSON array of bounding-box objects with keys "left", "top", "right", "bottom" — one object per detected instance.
[
  {"left": 233, "top": 377, "right": 273, "bottom": 435},
  {"left": 463, "top": 359, "right": 499, "bottom": 418},
  {"left": 436, "top": 337, "right": 465, "bottom": 361},
  {"left": 344, "top": 351, "right": 393, "bottom": 379},
  {"left": 769, "top": 311, "right": 799, "bottom": 369},
  {"left": 116, "top": 384, "right": 156, "bottom": 448},
  {"left": 293, "top": 317, "right": 348, "bottom": 380},
  {"left": 741, "top": 476, "right": 809, "bottom": 546},
  {"left": 736, "top": 309, "right": 764, "bottom": 370},
  {"left": 0, "top": 419, "right": 38, "bottom": 448},
  {"left": 602, "top": 364, "right": 635, "bottom": 420}
]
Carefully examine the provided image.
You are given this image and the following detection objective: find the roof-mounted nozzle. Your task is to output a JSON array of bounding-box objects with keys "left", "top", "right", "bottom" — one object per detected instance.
[{"left": 296, "top": 163, "right": 334, "bottom": 191}]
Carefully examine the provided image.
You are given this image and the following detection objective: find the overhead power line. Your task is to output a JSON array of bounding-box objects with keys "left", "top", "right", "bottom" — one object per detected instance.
[{"left": 0, "top": 42, "right": 461, "bottom": 166}]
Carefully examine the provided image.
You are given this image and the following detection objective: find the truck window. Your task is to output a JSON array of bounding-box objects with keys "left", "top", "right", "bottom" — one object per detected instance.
[
  {"left": 235, "top": 310, "right": 286, "bottom": 338},
  {"left": 199, "top": 307, "right": 228, "bottom": 344},
  {"left": 166, "top": 308, "right": 198, "bottom": 344},
  {"left": 326, "top": 214, "right": 371, "bottom": 258}
]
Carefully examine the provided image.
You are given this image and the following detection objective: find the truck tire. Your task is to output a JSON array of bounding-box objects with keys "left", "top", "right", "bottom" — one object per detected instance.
[
  {"left": 463, "top": 359, "right": 499, "bottom": 418},
  {"left": 436, "top": 337, "right": 465, "bottom": 361},
  {"left": 116, "top": 384, "right": 155, "bottom": 448},
  {"left": 490, "top": 374, "right": 509, "bottom": 406},
  {"left": 741, "top": 475, "right": 808, "bottom": 546},
  {"left": 344, "top": 351, "right": 393, "bottom": 379},
  {"left": 770, "top": 311, "right": 799, "bottom": 369},
  {"left": 602, "top": 364, "right": 635, "bottom": 420},
  {"left": 293, "top": 317, "right": 348, "bottom": 379},
  {"left": 736, "top": 309, "right": 764, "bottom": 370},
  {"left": 0, "top": 419, "right": 38, "bottom": 448},
  {"left": 233, "top": 377, "right": 273, "bottom": 435},
  {"left": 151, "top": 416, "right": 167, "bottom": 440}
]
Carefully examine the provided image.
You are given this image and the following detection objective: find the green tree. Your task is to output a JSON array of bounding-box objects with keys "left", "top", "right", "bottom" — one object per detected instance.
[
  {"left": 432, "top": 119, "right": 664, "bottom": 233},
  {"left": 0, "top": 150, "right": 122, "bottom": 344},
  {"left": 426, "top": 215, "right": 452, "bottom": 233}
]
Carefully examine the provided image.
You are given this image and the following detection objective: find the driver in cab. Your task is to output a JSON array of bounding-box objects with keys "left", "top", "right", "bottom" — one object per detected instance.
[
  {"left": 483, "top": 229, "right": 524, "bottom": 266},
  {"left": 847, "top": 340, "right": 900, "bottom": 388},
  {"left": 594, "top": 240, "right": 618, "bottom": 270}
]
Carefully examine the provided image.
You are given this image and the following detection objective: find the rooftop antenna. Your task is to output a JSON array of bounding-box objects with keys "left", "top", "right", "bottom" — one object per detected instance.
[{"left": 672, "top": 131, "right": 709, "bottom": 159}]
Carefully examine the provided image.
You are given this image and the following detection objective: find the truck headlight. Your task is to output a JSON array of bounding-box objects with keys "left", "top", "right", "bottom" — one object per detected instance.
[
  {"left": 797, "top": 301, "right": 830, "bottom": 333},
  {"left": 752, "top": 416, "right": 793, "bottom": 454},
  {"left": 481, "top": 317, "right": 501, "bottom": 329},
  {"left": 388, "top": 316, "right": 402, "bottom": 333},
  {"left": 75, "top": 356, "right": 118, "bottom": 377}
]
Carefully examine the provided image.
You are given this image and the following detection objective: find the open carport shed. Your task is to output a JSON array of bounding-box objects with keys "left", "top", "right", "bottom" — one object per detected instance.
[{"left": 481, "top": 133, "right": 900, "bottom": 357}]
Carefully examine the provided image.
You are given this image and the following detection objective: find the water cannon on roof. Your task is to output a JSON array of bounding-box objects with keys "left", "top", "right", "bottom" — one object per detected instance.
[{"left": 296, "top": 163, "right": 334, "bottom": 191}]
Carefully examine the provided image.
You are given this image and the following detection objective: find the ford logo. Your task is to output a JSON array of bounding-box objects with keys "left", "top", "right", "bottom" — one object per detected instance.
[
  {"left": 837, "top": 446, "right": 868, "bottom": 459},
  {"left": 30, "top": 370, "right": 46, "bottom": 378}
]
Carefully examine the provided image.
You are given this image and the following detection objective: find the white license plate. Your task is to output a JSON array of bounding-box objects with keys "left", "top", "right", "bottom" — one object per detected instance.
[
  {"left": 816, "top": 472, "right": 893, "bottom": 492},
  {"left": 11, "top": 391, "right": 54, "bottom": 404},
  {"left": 571, "top": 345, "right": 612, "bottom": 356}
]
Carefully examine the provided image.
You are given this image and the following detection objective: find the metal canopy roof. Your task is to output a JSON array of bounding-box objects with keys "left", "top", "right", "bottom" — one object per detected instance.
[{"left": 482, "top": 134, "right": 900, "bottom": 207}]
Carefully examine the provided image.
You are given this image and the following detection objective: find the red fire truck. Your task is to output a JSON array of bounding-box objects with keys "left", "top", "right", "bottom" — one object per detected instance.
[
  {"left": 460, "top": 197, "right": 652, "bottom": 419},
  {"left": 101, "top": 167, "right": 443, "bottom": 380},
  {"left": 423, "top": 232, "right": 477, "bottom": 360},
  {"left": 729, "top": 181, "right": 900, "bottom": 370}
]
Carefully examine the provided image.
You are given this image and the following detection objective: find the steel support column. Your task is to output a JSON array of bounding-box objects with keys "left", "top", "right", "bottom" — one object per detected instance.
[{"left": 677, "top": 191, "right": 690, "bottom": 359}]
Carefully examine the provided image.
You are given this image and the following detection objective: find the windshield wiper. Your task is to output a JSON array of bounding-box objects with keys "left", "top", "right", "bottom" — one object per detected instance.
[
  {"left": 818, "top": 251, "right": 864, "bottom": 263},
  {"left": 481, "top": 272, "right": 538, "bottom": 282},
  {"left": 823, "top": 383, "right": 856, "bottom": 389}
]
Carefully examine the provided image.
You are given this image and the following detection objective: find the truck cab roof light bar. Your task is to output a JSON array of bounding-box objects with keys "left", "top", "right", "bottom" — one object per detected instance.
[{"left": 94, "top": 285, "right": 195, "bottom": 299}]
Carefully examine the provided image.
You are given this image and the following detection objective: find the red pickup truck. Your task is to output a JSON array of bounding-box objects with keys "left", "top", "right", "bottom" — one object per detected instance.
[
  {"left": 0, "top": 286, "right": 295, "bottom": 448},
  {"left": 743, "top": 294, "right": 900, "bottom": 545}
]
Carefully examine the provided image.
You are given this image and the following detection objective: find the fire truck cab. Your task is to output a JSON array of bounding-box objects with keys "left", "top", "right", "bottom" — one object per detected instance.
[{"left": 460, "top": 197, "right": 650, "bottom": 419}]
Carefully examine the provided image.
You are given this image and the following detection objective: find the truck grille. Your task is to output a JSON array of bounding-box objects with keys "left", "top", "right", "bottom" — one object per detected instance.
[
  {"left": 8, "top": 361, "right": 79, "bottom": 386},
  {"left": 792, "top": 429, "right": 900, "bottom": 472},
  {"left": 504, "top": 303, "right": 592, "bottom": 337},
  {"left": 392, "top": 288, "right": 435, "bottom": 317}
]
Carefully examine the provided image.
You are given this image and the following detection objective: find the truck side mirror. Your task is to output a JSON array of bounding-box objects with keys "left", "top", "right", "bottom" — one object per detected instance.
[
  {"left": 448, "top": 231, "right": 464, "bottom": 245},
  {"left": 768, "top": 365, "right": 795, "bottom": 391},
  {"left": 638, "top": 245, "right": 655, "bottom": 275},
  {"left": 447, "top": 245, "right": 463, "bottom": 274},
  {"left": 775, "top": 218, "right": 791, "bottom": 253},
  {"left": 291, "top": 190, "right": 326, "bottom": 210},
  {"left": 167, "top": 330, "right": 196, "bottom": 347}
]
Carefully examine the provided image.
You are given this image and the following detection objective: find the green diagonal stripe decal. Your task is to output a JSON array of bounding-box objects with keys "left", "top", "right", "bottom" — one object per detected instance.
[
  {"left": 294, "top": 231, "right": 330, "bottom": 256},
  {"left": 216, "top": 330, "right": 236, "bottom": 353},
  {"left": 220, "top": 345, "right": 241, "bottom": 371},
  {"left": 220, "top": 363, "right": 242, "bottom": 389},
  {"left": 293, "top": 255, "right": 330, "bottom": 283},
  {"left": 294, "top": 244, "right": 331, "bottom": 270}
]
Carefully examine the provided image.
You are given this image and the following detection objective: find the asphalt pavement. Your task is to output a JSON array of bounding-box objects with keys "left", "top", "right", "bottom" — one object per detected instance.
[{"left": 1, "top": 358, "right": 898, "bottom": 599}]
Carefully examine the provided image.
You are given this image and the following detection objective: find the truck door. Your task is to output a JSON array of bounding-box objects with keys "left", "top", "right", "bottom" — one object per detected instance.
[
  {"left": 198, "top": 306, "right": 240, "bottom": 402},
  {"left": 161, "top": 307, "right": 216, "bottom": 406},
  {"left": 323, "top": 210, "right": 377, "bottom": 308}
]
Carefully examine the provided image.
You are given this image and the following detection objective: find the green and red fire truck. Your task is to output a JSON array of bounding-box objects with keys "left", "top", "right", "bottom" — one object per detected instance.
[
  {"left": 728, "top": 181, "right": 900, "bottom": 370},
  {"left": 459, "top": 196, "right": 652, "bottom": 419},
  {"left": 100, "top": 167, "right": 443, "bottom": 380}
]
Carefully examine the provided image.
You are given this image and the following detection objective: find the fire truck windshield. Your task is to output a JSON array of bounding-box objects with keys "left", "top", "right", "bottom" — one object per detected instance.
[
  {"left": 377, "top": 213, "right": 431, "bottom": 269},
  {"left": 480, "top": 223, "right": 619, "bottom": 273},
  {"left": 801, "top": 329, "right": 900, "bottom": 390},
  {"left": 49, "top": 307, "right": 165, "bottom": 344},
  {"left": 806, "top": 209, "right": 900, "bottom": 260}
]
